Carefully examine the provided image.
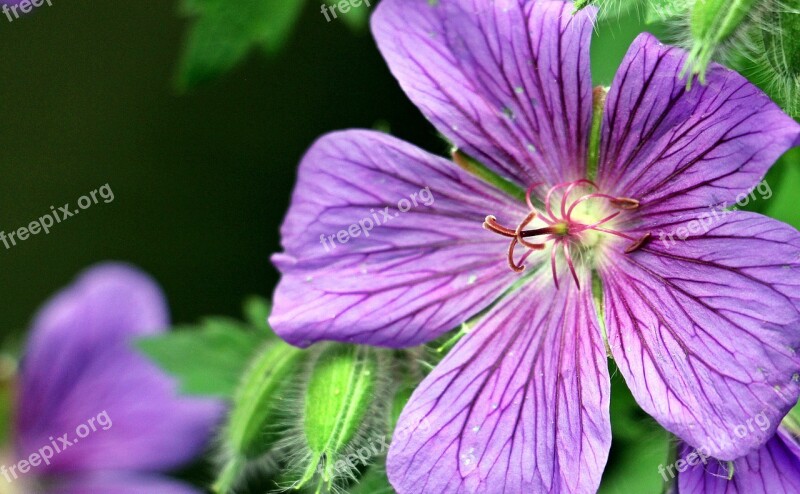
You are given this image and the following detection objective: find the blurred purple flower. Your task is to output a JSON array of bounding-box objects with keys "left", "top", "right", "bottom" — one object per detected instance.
[
  {"left": 269, "top": 0, "right": 800, "bottom": 492},
  {"left": 9, "top": 264, "right": 222, "bottom": 494}
]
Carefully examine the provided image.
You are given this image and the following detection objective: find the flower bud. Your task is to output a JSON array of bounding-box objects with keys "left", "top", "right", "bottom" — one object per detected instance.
[
  {"left": 214, "top": 340, "right": 304, "bottom": 493},
  {"left": 296, "top": 344, "right": 382, "bottom": 491},
  {"left": 685, "top": 0, "right": 759, "bottom": 82},
  {"left": 760, "top": 7, "right": 800, "bottom": 116},
  {"left": 763, "top": 8, "right": 800, "bottom": 75}
]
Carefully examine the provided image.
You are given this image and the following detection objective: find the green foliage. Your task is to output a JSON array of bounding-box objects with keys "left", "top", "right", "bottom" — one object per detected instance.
[
  {"left": 137, "top": 316, "right": 265, "bottom": 398},
  {"left": 176, "top": 0, "right": 371, "bottom": 90},
  {"left": 176, "top": 0, "right": 307, "bottom": 89},
  {"left": 243, "top": 295, "right": 277, "bottom": 337}
]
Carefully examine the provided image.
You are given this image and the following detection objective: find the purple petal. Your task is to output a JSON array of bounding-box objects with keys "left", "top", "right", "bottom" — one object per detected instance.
[
  {"left": 270, "top": 130, "right": 527, "bottom": 348},
  {"left": 675, "top": 427, "right": 800, "bottom": 493},
  {"left": 597, "top": 33, "right": 800, "bottom": 220},
  {"left": 600, "top": 212, "right": 800, "bottom": 460},
  {"left": 387, "top": 274, "right": 610, "bottom": 493},
  {"left": 372, "top": 0, "right": 596, "bottom": 187},
  {"left": 48, "top": 473, "right": 204, "bottom": 494},
  {"left": 16, "top": 263, "right": 223, "bottom": 475}
]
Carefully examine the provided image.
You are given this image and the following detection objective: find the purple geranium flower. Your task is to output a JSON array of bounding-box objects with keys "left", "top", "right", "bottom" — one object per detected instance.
[
  {"left": 9, "top": 264, "right": 222, "bottom": 494},
  {"left": 270, "top": 0, "right": 800, "bottom": 492},
  {"left": 673, "top": 423, "right": 800, "bottom": 492}
]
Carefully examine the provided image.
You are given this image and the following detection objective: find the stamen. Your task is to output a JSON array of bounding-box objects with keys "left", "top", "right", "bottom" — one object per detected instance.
[
  {"left": 515, "top": 212, "right": 545, "bottom": 250},
  {"left": 591, "top": 226, "right": 637, "bottom": 241},
  {"left": 610, "top": 197, "right": 640, "bottom": 210},
  {"left": 566, "top": 193, "right": 619, "bottom": 220},
  {"left": 563, "top": 241, "right": 581, "bottom": 290},
  {"left": 550, "top": 239, "right": 561, "bottom": 290},
  {"left": 624, "top": 232, "right": 652, "bottom": 254},
  {"left": 507, "top": 237, "right": 525, "bottom": 272},
  {"left": 525, "top": 183, "right": 543, "bottom": 211},
  {"left": 483, "top": 179, "right": 643, "bottom": 287},
  {"left": 573, "top": 211, "right": 621, "bottom": 233},
  {"left": 483, "top": 215, "right": 516, "bottom": 237}
]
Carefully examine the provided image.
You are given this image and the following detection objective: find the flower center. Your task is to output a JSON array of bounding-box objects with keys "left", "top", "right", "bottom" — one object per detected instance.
[{"left": 483, "top": 179, "right": 650, "bottom": 289}]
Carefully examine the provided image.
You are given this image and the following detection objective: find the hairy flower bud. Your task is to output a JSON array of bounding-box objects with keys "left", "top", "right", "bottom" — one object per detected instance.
[
  {"left": 214, "top": 340, "right": 304, "bottom": 493},
  {"left": 760, "top": 6, "right": 800, "bottom": 116},
  {"left": 295, "top": 344, "right": 382, "bottom": 492},
  {"left": 685, "top": 0, "right": 760, "bottom": 82}
]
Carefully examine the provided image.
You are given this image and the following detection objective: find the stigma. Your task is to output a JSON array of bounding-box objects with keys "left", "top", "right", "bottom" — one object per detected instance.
[{"left": 483, "top": 179, "right": 650, "bottom": 289}]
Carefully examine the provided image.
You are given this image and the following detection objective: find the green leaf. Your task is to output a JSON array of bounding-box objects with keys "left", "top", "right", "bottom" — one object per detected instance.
[
  {"left": 176, "top": 0, "right": 306, "bottom": 89},
  {"left": 137, "top": 318, "right": 264, "bottom": 398},
  {"left": 242, "top": 295, "right": 275, "bottom": 337}
]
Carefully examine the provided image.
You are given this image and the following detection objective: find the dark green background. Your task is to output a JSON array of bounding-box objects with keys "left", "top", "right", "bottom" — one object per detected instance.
[{"left": 0, "top": 2, "right": 646, "bottom": 332}]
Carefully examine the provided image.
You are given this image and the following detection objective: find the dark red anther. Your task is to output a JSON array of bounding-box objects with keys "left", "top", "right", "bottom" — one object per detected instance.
[
  {"left": 624, "top": 232, "right": 652, "bottom": 253},
  {"left": 610, "top": 197, "right": 640, "bottom": 210}
]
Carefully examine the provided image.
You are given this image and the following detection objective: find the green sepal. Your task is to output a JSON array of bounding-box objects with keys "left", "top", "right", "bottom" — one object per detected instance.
[{"left": 781, "top": 395, "right": 800, "bottom": 434}]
